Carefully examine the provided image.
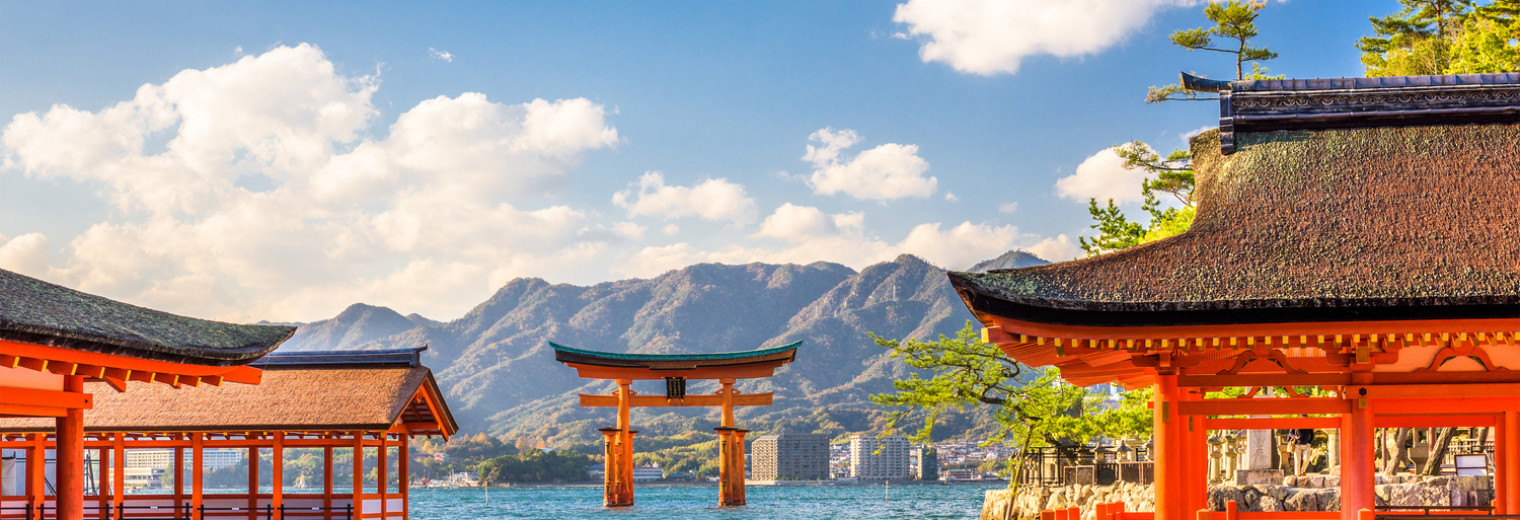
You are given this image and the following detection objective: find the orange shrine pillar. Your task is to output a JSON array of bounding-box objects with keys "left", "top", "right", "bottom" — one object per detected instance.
[
  {"left": 1501, "top": 413, "right": 1513, "bottom": 513},
  {"left": 192, "top": 433, "right": 205, "bottom": 515},
  {"left": 1185, "top": 389, "right": 1209, "bottom": 515},
  {"left": 56, "top": 375, "right": 85, "bottom": 520},
  {"left": 112, "top": 434, "right": 126, "bottom": 514},
  {"left": 1340, "top": 392, "right": 1374, "bottom": 520},
  {"left": 352, "top": 433, "right": 365, "bottom": 518},
  {"left": 1497, "top": 420, "right": 1508, "bottom": 513},
  {"left": 715, "top": 427, "right": 748, "bottom": 506},
  {"left": 26, "top": 434, "right": 44, "bottom": 513},
  {"left": 1153, "top": 372, "right": 1181, "bottom": 520},
  {"left": 602, "top": 378, "right": 636, "bottom": 507}
]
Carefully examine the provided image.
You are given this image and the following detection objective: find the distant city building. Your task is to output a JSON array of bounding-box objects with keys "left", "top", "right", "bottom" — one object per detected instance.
[
  {"left": 913, "top": 447, "right": 938, "bottom": 481},
  {"left": 750, "top": 433, "right": 828, "bottom": 481},
  {"left": 849, "top": 435, "right": 909, "bottom": 480},
  {"left": 125, "top": 448, "right": 244, "bottom": 470},
  {"left": 632, "top": 466, "right": 664, "bottom": 481}
]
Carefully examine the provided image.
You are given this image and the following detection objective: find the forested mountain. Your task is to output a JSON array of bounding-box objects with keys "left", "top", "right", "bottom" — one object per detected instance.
[{"left": 277, "top": 251, "right": 1048, "bottom": 444}]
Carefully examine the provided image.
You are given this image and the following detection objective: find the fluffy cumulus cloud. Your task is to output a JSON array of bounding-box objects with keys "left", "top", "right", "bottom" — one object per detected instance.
[
  {"left": 612, "top": 172, "right": 758, "bottom": 225},
  {"left": 893, "top": 0, "right": 1201, "bottom": 75},
  {"left": 0, "top": 233, "right": 50, "bottom": 278},
  {"left": 1054, "top": 147, "right": 1148, "bottom": 205},
  {"left": 803, "top": 128, "right": 936, "bottom": 200},
  {"left": 0, "top": 44, "right": 621, "bottom": 321}
]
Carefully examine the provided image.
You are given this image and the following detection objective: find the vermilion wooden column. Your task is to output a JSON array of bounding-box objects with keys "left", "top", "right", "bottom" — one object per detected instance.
[
  {"left": 1340, "top": 395, "right": 1374, "bottom": 520},
  {"left": 1506, "top": 412, "right": 1520, "bottom": 514},
  {"left": 26, "top": 434, "right": 44, "bottom": 512},
  {"left": 112, "top": 434, "right": 126, "bottom": 513},
  {"left": 1185, "top": 389, "right": 1209, "bottom": 516},
  {"left": 399, "top": 435, "right": 410, "bottom": 519},
  {"left": 272, "top": 433, "right": 284, "bottom": 515},
  {"left": 56, "top": 375, "right": 85, "bottom": 520},
  {"left": 192, "top": 433, "right": 204, "bottom": 515},
  {"left": 1496, "top": 422, "right": 1508, "bottom": 513},
  {"left": 352, "top": 433, "right": 364, "bottom": 518},
  {"left": 1153, "top": 373, "right": 1181, "bottom": 520}
]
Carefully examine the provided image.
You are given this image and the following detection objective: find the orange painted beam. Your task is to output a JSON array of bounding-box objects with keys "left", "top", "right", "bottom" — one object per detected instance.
[
  {"left": 1348, "top": 383, "right": 1520, "bottom": 400},
  {"left": 0, "top": 386, "right": 92, "bottom": 409},
  {"left": 578, "top": 393, "right": 773, "bottom": 408},
  {"left": 1177, "top": 373, "right": 1350, "bottom": 388},
  {"left": 1375, "top": 414, "right": 1498, "bottom": 428},
  {"left": 1177, "top": 398, "right": 1350, "bottom": 416},
  {"left": 0, "top": 339, "right": 263, "bottom": 381},
  {"left": 1204, "top": 417, "right": 1341, "bottom": 430}
]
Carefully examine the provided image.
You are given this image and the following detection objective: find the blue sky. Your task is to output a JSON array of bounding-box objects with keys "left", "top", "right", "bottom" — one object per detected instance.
[{"left": 0, "top": 1, "right": 1382, "bottom": 321}]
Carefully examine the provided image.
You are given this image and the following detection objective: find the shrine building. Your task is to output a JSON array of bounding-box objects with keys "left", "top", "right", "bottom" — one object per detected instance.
[
  {"left": 0, "top": 268, "right": 457, "bottom": 520},
  {"left": 948, "top": 73, "right": 1520, "bottom": 520}
]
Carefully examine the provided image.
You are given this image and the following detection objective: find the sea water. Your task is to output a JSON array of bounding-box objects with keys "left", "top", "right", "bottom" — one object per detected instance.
[{"left": 408, "top": 484, "right": 998, "bottom": 520}]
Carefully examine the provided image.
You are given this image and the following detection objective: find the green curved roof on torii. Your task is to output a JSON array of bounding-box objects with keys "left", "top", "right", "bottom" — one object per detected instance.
[{"left": 550, "top": 341, "right": 800, "bottom": 376}]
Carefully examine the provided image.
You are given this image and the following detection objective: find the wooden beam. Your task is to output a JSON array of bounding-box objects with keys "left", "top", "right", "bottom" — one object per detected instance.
[
  {"left": 1348, "top": 383, "right": 1520, "bottom": 400},
  {"left": 0, "top": 386, "right": 91, "bottom": 409},
  {"left": 1177, "top": 397, "right": 1349, "bottom": 416},
  {"left": 1204, "top": 417, "right": 1342, "bottom": 430},
  {"left": 568, "top": 363, "right": 783, "bottom": 381},
  {"left": 1177, "top": 373, "right": 1350, "bottom": 388},
  {"left": 1375, "top": 414, "right": 1498, "bottom": 428},
  {"left": 578, "top": 393, "right": 773, "bottom": 408}
]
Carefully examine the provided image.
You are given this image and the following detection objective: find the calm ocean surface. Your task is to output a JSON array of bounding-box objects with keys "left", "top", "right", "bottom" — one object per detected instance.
[{"left": 408, "top": 484, "right": 998, "bottom": 519}]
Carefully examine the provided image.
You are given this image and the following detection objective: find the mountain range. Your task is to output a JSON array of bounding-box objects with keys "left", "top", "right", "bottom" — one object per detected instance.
[{"left": 275, "top": 250, "right": 1048, "bottom": 444}]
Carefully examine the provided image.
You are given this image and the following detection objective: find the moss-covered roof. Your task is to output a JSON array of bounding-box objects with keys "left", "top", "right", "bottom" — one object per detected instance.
[
  {"left": 951, "top": 123, "right": 1520, "bottom": 326},
  {"left": 0, "top": 268, "right": 294, "bottom": 366}
]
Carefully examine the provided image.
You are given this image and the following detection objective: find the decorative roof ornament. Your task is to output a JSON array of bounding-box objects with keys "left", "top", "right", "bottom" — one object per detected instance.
[{"left": 1180, "top": 71, "right": 1520, "bottom": 154}]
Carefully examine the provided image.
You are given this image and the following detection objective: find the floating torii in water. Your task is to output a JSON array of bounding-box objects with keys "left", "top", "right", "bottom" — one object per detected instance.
[{"left": 552, "top": 341, "right": 800, "bottom": 507}]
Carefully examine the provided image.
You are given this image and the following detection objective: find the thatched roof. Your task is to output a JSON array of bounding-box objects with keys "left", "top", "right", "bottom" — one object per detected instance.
[
  {"left": 0, "top": 349, "right": 456, "bottom": 436},
  {"left": 0, "top": 268, "right": 293, "bottom": 366},
  {"left": 952, "top": 121, "right": 1520, "bottom": 328}
]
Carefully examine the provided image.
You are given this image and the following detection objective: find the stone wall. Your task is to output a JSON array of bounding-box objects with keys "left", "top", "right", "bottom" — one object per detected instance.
[{"left": 980, "top": 475, "right": 1495, "bottom": 520}]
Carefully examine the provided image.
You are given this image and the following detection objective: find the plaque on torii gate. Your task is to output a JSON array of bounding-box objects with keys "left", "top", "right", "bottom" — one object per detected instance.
[{"left": 552, "top": 341, "right": 800, "bottom": 507}]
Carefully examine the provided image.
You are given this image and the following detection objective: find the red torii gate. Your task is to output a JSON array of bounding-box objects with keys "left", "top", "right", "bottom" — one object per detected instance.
[{"left": 552, "top": 342, "right": 799, "bottom": 507}]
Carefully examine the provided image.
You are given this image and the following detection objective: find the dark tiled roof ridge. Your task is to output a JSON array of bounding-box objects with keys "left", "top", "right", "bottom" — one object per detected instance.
[
  {"left": 952, "top": 123, "right": 1520, "bottom": 326},
  {"left": 0, "top": 268, "right": 294, "bottom": 366}
]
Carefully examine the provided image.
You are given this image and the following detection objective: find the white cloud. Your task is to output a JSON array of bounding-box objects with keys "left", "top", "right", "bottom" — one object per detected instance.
[
  {"left": 611, "top": 172, "right": 758, "bottom": 225},
  {"left": 944, "top": 191, "right": 958, "bottom": 201},
  {"left": 0, "top": 232, "right": 50, "bottom": 279},
  {"left": 662, "top": 224, "right": 680, "bottom": 236},
  {"left": 1181, "top": 124, "right": 1215, "bottom": 143},
  {"left": 893, "top": 0, "right": 1201, "bottom": 75},
  {"left": 752, "top": 203, "right": 865, "bottom": 242},
  {"left": 997, "top": 202, "right": 1019, "bottom": 213},
  {"left": 803, "top": 127, "right": 936, "bottom": 200},
  {"left": 429, "top": 48, "right": 454, "bottom": 62},
  {"left": 1025, "top": 234, "right": 1079, "bottom": 262},
  {"left": 1054, "top": 147, "right": 1148, "bottom": 204},
  {"left": 1, "top": 44, "right": 621, "bottom": 321}
]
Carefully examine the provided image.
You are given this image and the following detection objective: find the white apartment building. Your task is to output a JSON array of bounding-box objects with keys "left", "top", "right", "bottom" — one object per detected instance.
[
  {"left": 849, "top": 434, "right": 909, "bottom": 480},
  {"left": 125, "top": 448, "right": 244, "bottom": 470}
]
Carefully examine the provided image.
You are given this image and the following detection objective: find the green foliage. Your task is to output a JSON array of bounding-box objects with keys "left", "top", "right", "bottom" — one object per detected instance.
[
  {"left": 869, "top": 323, "right": 1151, "bottom": 448},
  {"left": 1078, "top": 142, "right": 1198, "bottom": 257},
  {"left": 1148, "top": 0, "right": 1279, "bottom": 102},
  {"left": 631, "top": 434, "right": 722, "bottom": 479},
  {"left": 1358, "top": 0, "right": 1518, "bottom": 75},
  {"left": 474, "top": 449, "right": 596, "bottom": 484}
]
